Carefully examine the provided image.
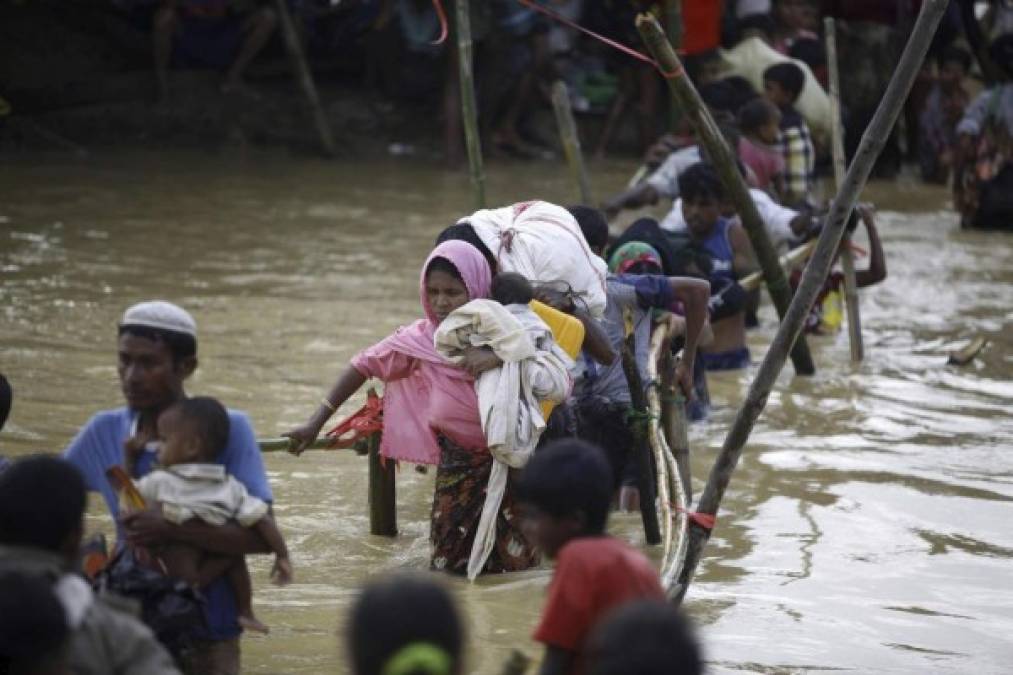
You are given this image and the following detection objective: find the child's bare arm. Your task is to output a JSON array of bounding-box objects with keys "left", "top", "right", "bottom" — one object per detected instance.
[
  {"left": 122, "top": 431, "right": 153, "bottom": 478},
  {"left": 283, "top": 365, "right": 368, "bottom": 455},
  {"left": 254, "top": 515, "right": 293, "bottom": 585}
]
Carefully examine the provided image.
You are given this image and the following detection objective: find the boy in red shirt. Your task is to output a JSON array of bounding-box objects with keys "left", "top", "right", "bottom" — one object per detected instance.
[{"left": 518, "top": 439, "right": 664, "bottom": 675}]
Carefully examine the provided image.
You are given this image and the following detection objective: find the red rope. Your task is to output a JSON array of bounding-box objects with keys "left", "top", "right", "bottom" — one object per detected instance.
[
  {"left": 326, "top": 390, "right": 384, "bottom": 449},
  {"left": 674, "top": 505, "right": 716, "bottom": 531},
  {"left": 513, "top": 0, "right": 683, "bottom": 78},
  {"left": 429, "top": 0, "right": 682, "bottom": 78}
]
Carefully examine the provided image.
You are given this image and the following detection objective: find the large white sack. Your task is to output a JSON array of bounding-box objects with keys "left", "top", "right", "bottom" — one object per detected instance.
[
  {"left": 459, "top": 201, "right": 608, "bottom": 318},
  {"left": 720, "top": 37, "right": 831, "bottom": 148}
]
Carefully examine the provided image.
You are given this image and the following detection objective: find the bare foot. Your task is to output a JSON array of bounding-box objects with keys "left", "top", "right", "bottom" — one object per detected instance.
[{"left": 239, "top": 614, "right": 270, "bottom": 634}]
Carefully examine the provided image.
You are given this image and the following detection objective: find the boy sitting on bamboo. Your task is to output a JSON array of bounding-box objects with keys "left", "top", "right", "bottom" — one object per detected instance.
[{"left": 125, "top": 396, "right": 292, "bottom": 634}]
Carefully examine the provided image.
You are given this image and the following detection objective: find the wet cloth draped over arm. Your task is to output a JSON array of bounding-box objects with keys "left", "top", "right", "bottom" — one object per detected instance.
[
  {"left": 458, "top": 201, "right": 609, "bottom": 318},
  {"left": 434, "top": 299, "right": 572, "bottom": 579},
  {"left": 351, "top": 240, "right": 492, "bottom": 464}
]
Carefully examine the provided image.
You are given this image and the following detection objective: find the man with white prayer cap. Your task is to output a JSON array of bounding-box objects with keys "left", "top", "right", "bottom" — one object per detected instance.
[{"left": 64, "top": 300, "right": 273, "bottom": 675}]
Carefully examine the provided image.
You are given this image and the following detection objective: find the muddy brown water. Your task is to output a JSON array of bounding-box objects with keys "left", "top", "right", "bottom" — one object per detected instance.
[{"left": 1, "top": 150, "right": 1011, "bottom": 674}]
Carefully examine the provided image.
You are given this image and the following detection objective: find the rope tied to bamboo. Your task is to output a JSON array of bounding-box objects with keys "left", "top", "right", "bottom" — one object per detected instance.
[
  {"left": 325, "top": 389, "right": 384, "bottom": 449},
  {"left": 672, "top": 505, "right": 716, "bottom": 531}
]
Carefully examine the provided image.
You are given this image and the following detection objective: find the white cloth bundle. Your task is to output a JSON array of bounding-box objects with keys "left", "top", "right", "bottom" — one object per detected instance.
[
  {"left": 434, "top": 300, "right": 572, "bottom": 579},
  {"left": 459, "top": 201, "right": 609, "bottom": 318}
]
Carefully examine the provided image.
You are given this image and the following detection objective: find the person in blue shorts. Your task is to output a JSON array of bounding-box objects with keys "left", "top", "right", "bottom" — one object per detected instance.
[
  {"left": 64, "top": 300, "right": 273, "bottom": 675},
  {"left": 678, "top": 163, "right": 758, "bottom": 372}
]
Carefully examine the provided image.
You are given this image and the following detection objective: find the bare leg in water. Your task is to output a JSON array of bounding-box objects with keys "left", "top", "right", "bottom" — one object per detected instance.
[
  {"left": 152, "top": 2, "right": 179, "bottom": 103},
  {"left": 222, "top": 6, "right": 278, "bottom": 96},
  {"left": 158, "top": 543, "right": 270, "bottom": 634}
]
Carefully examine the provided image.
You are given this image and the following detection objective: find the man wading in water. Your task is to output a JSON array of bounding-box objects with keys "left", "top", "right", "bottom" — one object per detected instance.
[{"left": 64, "top": 301, "right": 274, "bottom": 675}]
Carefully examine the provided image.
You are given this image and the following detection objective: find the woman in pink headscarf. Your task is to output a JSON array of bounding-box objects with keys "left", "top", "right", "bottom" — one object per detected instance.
[{"left": 284, "top": 240, "right": 537, "bottom": 575}]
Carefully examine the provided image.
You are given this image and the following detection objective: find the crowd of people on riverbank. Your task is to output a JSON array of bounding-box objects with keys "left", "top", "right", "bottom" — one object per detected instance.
[{"left": 124, "top": 0, "right": 1013, "bottom": 227}]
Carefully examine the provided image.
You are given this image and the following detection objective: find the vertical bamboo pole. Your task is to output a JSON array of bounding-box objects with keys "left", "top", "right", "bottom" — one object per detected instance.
[
  {"left": 825, "top": 18, "right": 865, "bottom": 362},
  {"left": 622, "top": 340, "right": 662, "bottom": 545},
  {"left": 636, "top": 15, "right": 816, "bottom": 376},
  {"left": 368, "top": 431, "right": 397, "bottom": 536},
  {"left": 454, "top": 0, "right": 486, "bottom": 209},
  {"left": 657, "top": 325, "right": 691, "bottom": 503},
  {"left": 274, "top": 0, "right": 337, "bottom": 157},
  {"left": 664, "top": 0, "right": 683, "bottom": 132},
  {"left": 664, "top": 0, "right": 683, "bottom": 52},
  {"left": 667, "top": 0, "right": 949, "bottom": 605},
  {"left": 550, "top": 80, "right": 593, "bottom": 204}
]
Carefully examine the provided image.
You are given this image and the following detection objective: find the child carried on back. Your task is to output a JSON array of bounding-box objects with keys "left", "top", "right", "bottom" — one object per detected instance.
[
  {"left": 127, "top": 397, "right": 292, "bottom": 634},
  {"left": 434, "top": 272, "right": 573, "bottom": 579}
]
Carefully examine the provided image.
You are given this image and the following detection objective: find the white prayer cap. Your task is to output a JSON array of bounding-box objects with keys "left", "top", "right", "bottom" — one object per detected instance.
[{"left": 119, "top": 301, "right": 197, "bottom": 338}]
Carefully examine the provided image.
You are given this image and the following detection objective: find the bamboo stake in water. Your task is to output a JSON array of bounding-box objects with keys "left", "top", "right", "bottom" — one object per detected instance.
[
  {"left": 454, "top": 0, "right": 486, "bottom": 209},
  {"left": 667, "top": 0, "right": 950, "bottom": 605},
  {"left": 636, "top": 15, "right": 816, "bottom": 376},
  {"left": 825, "top": 18, "right": 865, "bottom": 362},
  {"left": 622, "top": 338, "right": 662, "bottom": 546},
  {"left": 259, "top": 437, "right": 334, "bottom": 453},
  {"left": 274, "top": 0, "right": 337, "bottom": 157},
  {"left": 550, "top": 81, "right": 593, "bottom": 204},
  {"left": 368, "top": 431, "right": 397, "bottom": 536}
]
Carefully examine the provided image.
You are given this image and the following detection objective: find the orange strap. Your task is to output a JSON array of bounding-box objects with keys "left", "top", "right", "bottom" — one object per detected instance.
[{"left": 674, "top": 505, "right": 716, "bottom": 530}]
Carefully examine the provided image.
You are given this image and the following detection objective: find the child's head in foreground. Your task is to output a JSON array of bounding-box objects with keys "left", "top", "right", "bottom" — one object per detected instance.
[
  {"left": 586, "top": 600, "right": 703, "bottom": 675},
  {"left": 762, "top": 61, "right": 805, "bottom": 108},
  {"left": 156, "top": 396, "right": 230, "bottom": 467},
  {"left": 348, "top": 572, "right": 464, "bottom": 675},
  {"left": 516, "top": 439, "right": 613, "bottom": 558},
  {"left": 0, "top": 571, "right": 70, "bottom": 675},
  {"left": 491, "top": 272, "right": 534, "bottom": 307},
  {"left": 0, "top": 455, "right": 86, "bottom": 560}
]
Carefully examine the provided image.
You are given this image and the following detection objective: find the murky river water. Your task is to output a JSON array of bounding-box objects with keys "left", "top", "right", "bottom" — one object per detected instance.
[{"left": 1, "top": 150, "right": 1011, "bottom": 673}]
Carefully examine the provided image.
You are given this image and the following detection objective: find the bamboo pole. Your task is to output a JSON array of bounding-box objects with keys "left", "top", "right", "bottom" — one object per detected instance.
[
  {"left": 259, "top": 437, "right": 335, "bottom": 453},
  {"left": 664, "top": 0, "right": 683, "bottom": 50},
  {"left": 660, "top": 360, "right": 692, "bottom": 504},
  {"left": 664, "top": 0, "right": 683, "bottom": 132},
  {"left": 646, "top": 322, "right": 689, "bottom": 586},
  {"left": 738, "top": 239, "right": 817, "bottom": 292},
  {"left": 825, "top": 18, "right": 865, "bottom": 362},
  {"left": 274, "top": 0, "right": 337, "bottom": 157},
  {"left": 667, "top": 0, "right": 950, "bottom": 605},
  {"left": 621, "top": 338, "right": 662, "bottom": 545},
  {"left": 636, "top": 15, "right": 816, "bottom": 376},
  {"left": 454, "top": 0, "right": 486, "bottom": 209},
  {"left": 368, "top": 431, "right": 397, "bottom": 536},
  {"left": 550, "top": 80, "right": 593, "bottom": 204}
]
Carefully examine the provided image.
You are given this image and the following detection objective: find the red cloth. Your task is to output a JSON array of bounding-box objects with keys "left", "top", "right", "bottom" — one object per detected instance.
[
  {"left": 681, "top": 0, "right": 722, "bottom": 55},
  {"left": 533, "top": 537, "right": 664, "bottom": 674},
  {"left": 739, "top": 137, "right": 785, "bottom": 192}
]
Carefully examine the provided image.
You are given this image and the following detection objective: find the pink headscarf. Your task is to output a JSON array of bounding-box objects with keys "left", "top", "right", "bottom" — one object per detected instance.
[
  {"left": 362, "top": 240, "right": 492, "bottom": 463},
  {"left": 384, "top": 240, "right": 492, "bottom": 361}
]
